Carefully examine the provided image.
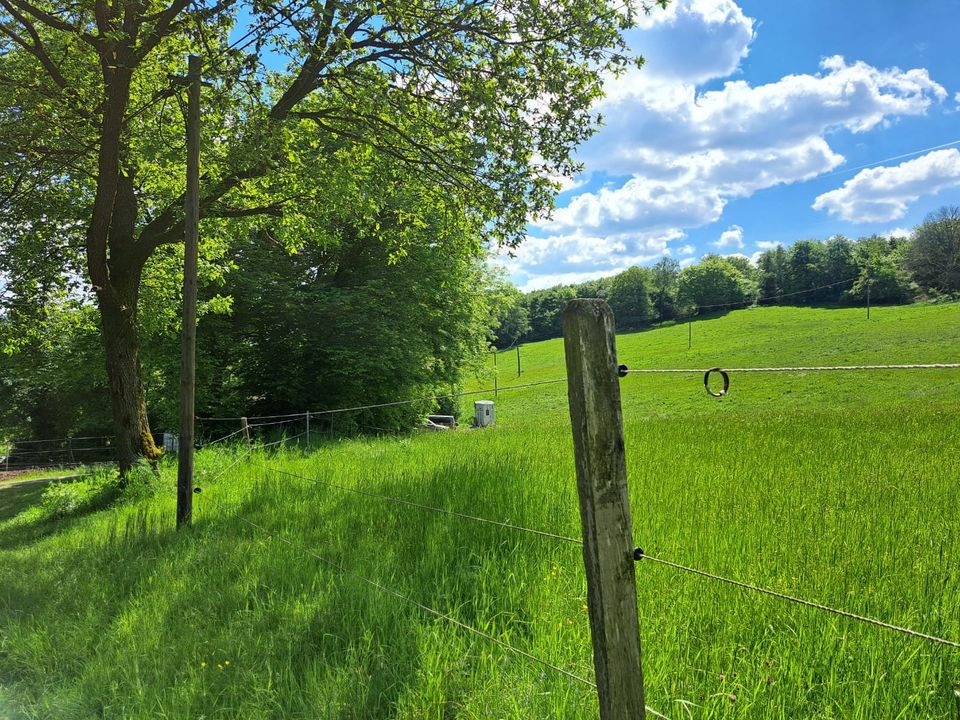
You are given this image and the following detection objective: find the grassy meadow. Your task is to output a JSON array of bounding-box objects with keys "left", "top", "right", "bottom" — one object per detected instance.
[{"left": 1, "top": 302, "right": 959, "bottom": 719}]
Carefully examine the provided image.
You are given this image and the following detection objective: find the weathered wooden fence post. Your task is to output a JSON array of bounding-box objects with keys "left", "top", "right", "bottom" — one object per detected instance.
[
  {"left": 563, "top": 298, "right": 646, "bottom": 720},
  {"left": 305, "top": 411, "right": 311, "bottom": 447},
  {"left": 241, "top": 417, "right": 251, "bottom": 449}
]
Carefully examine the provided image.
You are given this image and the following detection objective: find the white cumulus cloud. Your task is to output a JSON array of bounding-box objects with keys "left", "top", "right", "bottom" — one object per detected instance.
[
  {"left": 504, "top": 0, "right": 947, "bottom": 286},
  {"left": 715, "top": 224, "right": 744, "bottom": 248},
  {"left": 812, "top": 149, "right": 960, "bottom": 222}
]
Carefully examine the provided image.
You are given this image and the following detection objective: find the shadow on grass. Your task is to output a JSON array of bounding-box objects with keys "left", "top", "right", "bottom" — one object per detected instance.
[
  {"left": 0, "top": 482, "right": 124, "bottom": 551},
  {"left": 1, "top": 451, "right": 579, "bottom": 719},
  {"left": 0, "top": 482, "right": 48, "bottom": 523}
]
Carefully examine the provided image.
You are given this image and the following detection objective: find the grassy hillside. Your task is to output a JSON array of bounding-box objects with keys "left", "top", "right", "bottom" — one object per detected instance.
[{"left": 1, "top": 303, "right": 959, "bottom": 719}]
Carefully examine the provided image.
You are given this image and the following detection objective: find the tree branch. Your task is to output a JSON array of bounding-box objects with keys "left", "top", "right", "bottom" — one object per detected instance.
[
  {"left": 0, "top": 0, "right": 68, "bottom": 87},
  {"left": 4, "top": 0, "right": 100, "bottom": 46}
]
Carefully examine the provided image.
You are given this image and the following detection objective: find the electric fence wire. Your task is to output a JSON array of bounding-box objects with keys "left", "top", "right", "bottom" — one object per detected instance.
[
  {"left": 623, "top": 363, "right": 960, "bottom": 374},
  {"left": 199, "top": 377, "right": 568, "bottom": 422},
  {"left": 693, "top": 276, "right": 859, "bottom": 313},
  {"left": 635, "top": 551, "right": 960, "bottom": 650},
  {"left": 3, "top": 434, "right": 113, "bottom": 446},
  {"left": 199, "top": 425, "right": 250, "bottom": 447},
  {"left": 232, "top": 499, "right": 672, "bottom": 720},
  {"left": 4, "top": 446, "right": 116, "bottom": 457},
  {"left": 250, "top": 462, "right": 583, "bottom": 545},
  {"left": 243, "top": 464, "right": 960, "bottom": 651},
  {"left": 201, "top": 360, "right": 959, "bottom": 425}
]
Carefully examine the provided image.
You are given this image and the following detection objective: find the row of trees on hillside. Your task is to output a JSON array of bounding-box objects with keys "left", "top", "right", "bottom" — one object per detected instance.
[{"left": 492, "top": 208, "right": 960, "bottom": 345}]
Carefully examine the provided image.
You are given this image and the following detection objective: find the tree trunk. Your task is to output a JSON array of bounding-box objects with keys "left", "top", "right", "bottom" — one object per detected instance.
[{"left": 96, "top": 272, "right": 160, "bottom": 477}]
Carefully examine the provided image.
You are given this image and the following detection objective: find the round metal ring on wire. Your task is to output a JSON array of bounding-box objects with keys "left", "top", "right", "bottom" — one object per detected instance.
[{"left": 703, "top": 368, "right": 729, "bottom": 397}]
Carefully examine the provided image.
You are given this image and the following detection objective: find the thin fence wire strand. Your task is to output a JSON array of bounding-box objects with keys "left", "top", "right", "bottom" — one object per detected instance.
[
  {"left": 251, "top": 463, "right": 583, "bottom": 545},
  {"left": 242, "top": 464, "right": 960, "bottom": 649},
  {"left": 249, "top": 416, "right": 308, "bottom": 428},
  {"left": 200, "top": 361, "right": 960, "bottom": 424},
  {"left": 242, "top": 461, "right": 960, "bottom": 650},
  {"left": 637, "top": 553, "right": 960, "bottom": 650},
  {"left": 694, "top": 277, "right": 858, "bottom": 312},
  {"left": 201, "top": 426, "right": 250, "bottom": 447},
  {"left": 625, "top": 363, "right": 960, "bottom": 374},
  {"left": 259, "top": 431, "right": 309, "bottom": 449},
  {"left": 3, "top": 435, "right": 113, "bottom": 446},
  {"left": 200, "top": 378, "right": 567, "bottom": 421},
  {"left": 233, "top": 512, "right": 602, "bottom": 689}
]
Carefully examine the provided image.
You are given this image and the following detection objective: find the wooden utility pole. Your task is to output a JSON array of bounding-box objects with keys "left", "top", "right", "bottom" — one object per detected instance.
[
  {"left": 866, "top": 279, "right": 871, "bottom": 320},
  {"left": 688, "top": 316, "right": 692, "bottom": 349},
  {"left": 562, "top": 299, "right": 646, "bottom": 720},
  {"left": 493, "top": 350, "right": 499, "bottom": 398},
  {"left": 176, "top": 54, "right": 201, "bottom": 528},
  {"left": 516, "top": 345, "right": 521, "bottom": 376}
]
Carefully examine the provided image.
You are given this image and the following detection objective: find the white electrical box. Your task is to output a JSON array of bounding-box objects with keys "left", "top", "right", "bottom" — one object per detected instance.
[
  {"left": 474, "top": 400, "right": 495, "bottom": 428},
  {"left": 163, "top": 432, "right": 179, "bottom": 454}
]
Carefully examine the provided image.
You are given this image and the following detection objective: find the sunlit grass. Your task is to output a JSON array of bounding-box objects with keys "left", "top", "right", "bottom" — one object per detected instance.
[{"left": 0, "top": 302, "right": 958, "bottom": 718}]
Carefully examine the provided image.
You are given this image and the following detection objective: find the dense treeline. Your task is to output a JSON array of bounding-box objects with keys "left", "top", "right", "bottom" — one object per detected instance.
[
  {"left": 492, "top": 207, "right": 960, "bottom": 346},
  {"left": 0, "top": 187, "right": 500, "bottom": 442},
  {"left": 0, "top": 0, "right": 644, "bottom": 472},
  {"left": 3, "top": 208, "right": 957, "bottom": 443}
]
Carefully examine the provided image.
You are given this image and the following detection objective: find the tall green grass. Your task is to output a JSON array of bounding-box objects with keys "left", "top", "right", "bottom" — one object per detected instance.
[{"left": 0, "top": 302, "right": 958, "bottom": 718}]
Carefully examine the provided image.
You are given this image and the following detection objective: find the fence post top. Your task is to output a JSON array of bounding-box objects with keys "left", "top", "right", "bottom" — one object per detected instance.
[{"left": 564, "top": 297, "right": 611, "bottom": 315}]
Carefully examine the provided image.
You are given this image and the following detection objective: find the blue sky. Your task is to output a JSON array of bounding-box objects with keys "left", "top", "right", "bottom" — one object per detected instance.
[{"left": 503, "top": 0, "right": 960, "bottom": 290}]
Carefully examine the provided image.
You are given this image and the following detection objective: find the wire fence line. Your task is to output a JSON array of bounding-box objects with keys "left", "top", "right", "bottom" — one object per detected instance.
[
  {"left": 636, "top": 551, "right": 960, "bottom": 650},
  {"left": 237, "top": 464, "right": 960, "bottom": 652},
  {"left": 693, "top": 276, "right": 859, "bottom": 313},
  {"left": 623, "top": 363, "right": 960, "bottom": 374},
  {"left": 9, "top": 358, "right": 958, "bottom": 461},
  {"left": 251, "top": 463, "right": 584, "bottom": 545},
  {"left": 1, "top": 434, "right": 113, "bottom": 446},
  {"left": 198, "top": 377, "right": 568, "bottom": 423},
  {"left": 195, "top": 361, "right": 959, "bottom": 431},
  {"left": 4, "top": 446, "right": 117, "bottom": 457},
  {"left": 231, "top": 493, "right": 671, "bottom": 720}
]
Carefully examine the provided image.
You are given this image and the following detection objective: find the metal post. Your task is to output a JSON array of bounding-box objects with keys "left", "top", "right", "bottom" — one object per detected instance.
[
  {"left": 866, "top": 280, "right": 871, "bottom": 320},
  {"left": 688, "top": 316, "right": 692, "bottom": 350},
  {"left": 562, "top": 299, "right": 646, "bottom": 720},
  {"left": 177, "top": 54, "right": 201, "bottom": 528},
  {"left": 517, "top": 345, "right": 521, "bottom": 377}
]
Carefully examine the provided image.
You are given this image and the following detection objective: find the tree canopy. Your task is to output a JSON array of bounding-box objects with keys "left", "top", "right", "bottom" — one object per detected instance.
[{"left": 0, "top": 0, "right": 667, "bottom": 470}]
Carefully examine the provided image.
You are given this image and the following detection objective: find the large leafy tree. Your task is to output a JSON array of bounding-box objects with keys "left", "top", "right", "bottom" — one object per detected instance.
[
  {"left": 649, "top": 256, "right": 679, "bottom": 322},
  {"left": 606, "top": 265, "right": 652, "bottom": 329},
  {"left": 905, "top": 206, "right": 960, "bottom": 294},
  {"left": 0, "top": 0, "right": 664, "bottom": 473},
  {"left": 677, "top": 256, "right": 756, "bottom": 311}
]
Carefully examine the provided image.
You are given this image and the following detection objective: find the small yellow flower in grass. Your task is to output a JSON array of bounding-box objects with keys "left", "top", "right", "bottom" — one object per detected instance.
[
  {"left": 200, "top": 662, "right": 206, "bottom": 668},
  {"left": 224, "top": 660, "right": 231, "bottom": 666},
  {"left": 217, "top": 664, "right": 224, "bottom": 670}
]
